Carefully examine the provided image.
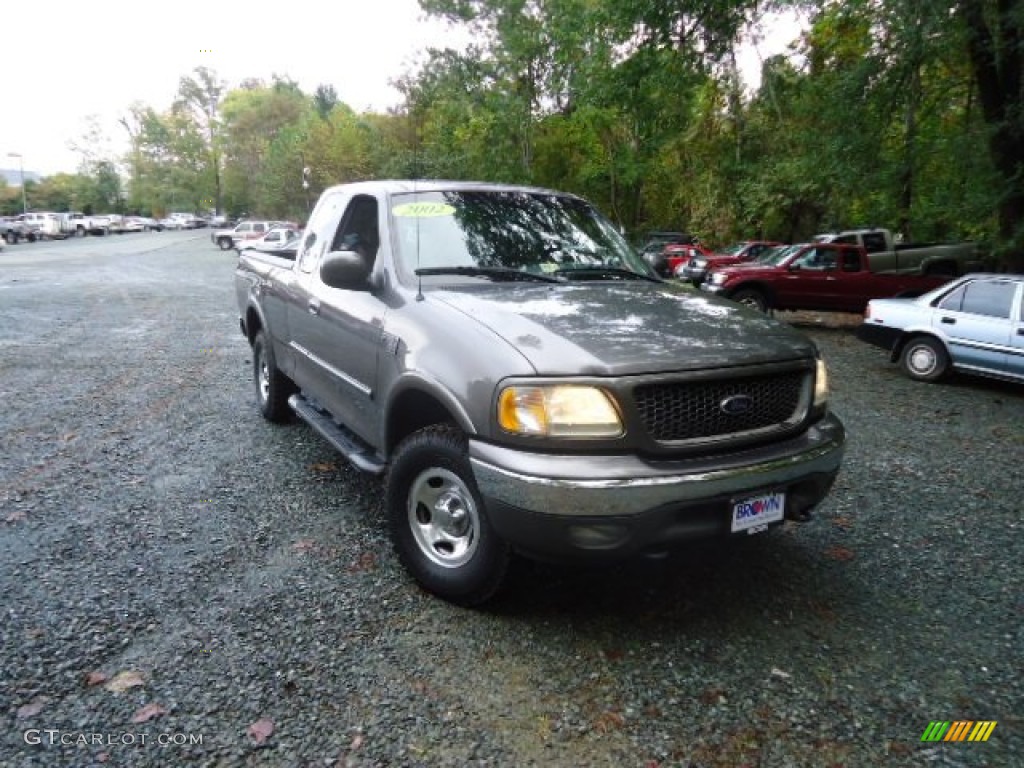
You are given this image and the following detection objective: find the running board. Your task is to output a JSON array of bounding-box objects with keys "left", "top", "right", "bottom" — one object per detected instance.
[{"left": 288, "top": 395, "right": 386, "bottom": 475}]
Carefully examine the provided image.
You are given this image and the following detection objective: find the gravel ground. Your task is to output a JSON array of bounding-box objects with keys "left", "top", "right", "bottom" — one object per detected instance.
[{"left": 1, "top": 233, "right": 1020, "bottom": 767}]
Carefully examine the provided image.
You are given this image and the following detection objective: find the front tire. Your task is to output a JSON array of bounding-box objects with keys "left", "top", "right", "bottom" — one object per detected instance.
[
  {"left": 386, "top": 426, "right": 511, "bottom": 606},
  {"left": 218, "top": 236, "right": 233, "bottom": 250},
  {"left": 252, "top": 330, "right": 295, "bottom": 422},
  {"left": 900, "top": 336, "right": 949, "bottom": 382},
  {"left": 730, "top": 287, "right": 769, "bottom": 313}
]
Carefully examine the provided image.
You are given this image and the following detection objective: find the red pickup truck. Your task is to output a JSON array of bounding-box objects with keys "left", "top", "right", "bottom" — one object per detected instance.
[{"left": 700, "top": 242, "right": 952, "bottom": 313}]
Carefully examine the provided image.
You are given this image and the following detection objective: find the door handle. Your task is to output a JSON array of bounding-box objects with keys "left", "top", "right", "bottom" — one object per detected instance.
[
  {"left": 308, "top": 299, "right": 321, "bottom": 316},
  {"left": 941, "top": 317, "right": 955, "bottom": 324}
]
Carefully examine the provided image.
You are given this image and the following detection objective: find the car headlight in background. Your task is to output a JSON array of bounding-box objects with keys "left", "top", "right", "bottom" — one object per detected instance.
[
  {"left": 498, "top": 385, "right": 623, "bottom": 438},
  {"left": 693, "top": 258, "right": 707, "bottom": 269},
  {"left": 813, "top": 359, "right": 829, "bottom": 408},
  {"left": 708, "top": 272, "right": 727, "bottom": 286}
]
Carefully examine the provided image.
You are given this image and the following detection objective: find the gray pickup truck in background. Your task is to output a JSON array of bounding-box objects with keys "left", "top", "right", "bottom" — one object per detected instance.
[
  {"left": 235, "top": 180, "right": 846, "bottom": 604},
  {"left": 815, "top": 227, "right": 988, "bottom": 276}
]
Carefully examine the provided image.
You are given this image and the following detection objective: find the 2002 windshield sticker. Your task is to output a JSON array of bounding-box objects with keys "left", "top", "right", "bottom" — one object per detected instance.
[{"left": 392, "top": 202, "right": 455, "bottom": 217}]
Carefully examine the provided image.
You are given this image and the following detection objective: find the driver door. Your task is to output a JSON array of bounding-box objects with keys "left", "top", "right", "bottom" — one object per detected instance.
[{"left": 287, "top": 194, "right": 386, "bottom": 443}]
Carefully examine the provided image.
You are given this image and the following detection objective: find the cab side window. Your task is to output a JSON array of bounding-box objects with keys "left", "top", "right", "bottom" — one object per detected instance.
[
  {"left": 331, "top": 195, "right": 380, "bottom": 266},
  {"left": 299, "top": 194, "right": 347, "bottom": 273},
  {"left": 841, "top": 250, "right": 862, "bottom": 272}
]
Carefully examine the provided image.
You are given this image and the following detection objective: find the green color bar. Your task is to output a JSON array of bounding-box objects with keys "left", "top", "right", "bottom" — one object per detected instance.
[{"left": 921, "top": 721, "right": 950, "bottom": 742}]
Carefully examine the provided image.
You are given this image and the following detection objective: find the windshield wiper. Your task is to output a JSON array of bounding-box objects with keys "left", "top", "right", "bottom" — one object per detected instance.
[
  {"left": 553, "top": 266, "right": 662, "bottom": 283},
  {"left": 414, "top": 266, "right": 562, "bottom": 283}
]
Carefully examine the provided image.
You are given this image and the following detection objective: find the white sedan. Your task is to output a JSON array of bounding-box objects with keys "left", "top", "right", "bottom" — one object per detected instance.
[{"left": 857, "top": 273, "right": 1024, "bottom": 384}]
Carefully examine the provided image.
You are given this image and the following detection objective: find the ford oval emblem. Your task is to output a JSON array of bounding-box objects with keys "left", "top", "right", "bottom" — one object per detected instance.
[{"left": 720, "top": 394, "right": 753, "bottom": 416}]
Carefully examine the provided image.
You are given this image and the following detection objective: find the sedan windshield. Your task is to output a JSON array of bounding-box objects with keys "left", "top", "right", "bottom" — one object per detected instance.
[{"left": 389, "top": 190, "right": 653, "bottom": 281}]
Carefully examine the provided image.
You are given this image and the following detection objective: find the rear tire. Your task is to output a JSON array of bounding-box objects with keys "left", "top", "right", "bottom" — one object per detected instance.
[
  {"left": 252, "top": 330, "right": 295, "bottom": 422},
  {"left": 900, "top": 336, "right": 948, "bottom": 382},
  {"left": 386, "top": 426, "right": 511, "bottom": 606}
]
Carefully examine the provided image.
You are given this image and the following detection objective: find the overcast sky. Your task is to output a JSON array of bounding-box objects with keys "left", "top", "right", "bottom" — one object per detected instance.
[{"left": 1, "top": 1, "right": 800, "bottom": 178}]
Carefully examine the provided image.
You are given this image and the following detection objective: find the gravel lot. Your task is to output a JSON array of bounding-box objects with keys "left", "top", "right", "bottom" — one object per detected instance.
[{"left": 1, "top": 232, "right": 1020, "bottom": 767}]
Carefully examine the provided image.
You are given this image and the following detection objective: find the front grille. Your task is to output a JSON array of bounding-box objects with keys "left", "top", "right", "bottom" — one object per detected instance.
[{"left": 633, "top": 371, "right": 807, "bottom": 442}]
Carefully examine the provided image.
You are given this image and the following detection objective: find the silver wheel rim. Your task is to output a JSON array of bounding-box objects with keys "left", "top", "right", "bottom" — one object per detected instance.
[
  {"left": 908, "top": 345, "right": 936, "bottom": 376},
  {"left": 407, "top": 467, "right": 479, "bottom": 568},
  {"left": 257, "top": 347, "right": 270, "bottom": 403}
]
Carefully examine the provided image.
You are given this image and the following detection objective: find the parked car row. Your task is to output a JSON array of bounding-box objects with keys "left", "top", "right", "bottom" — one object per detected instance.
[{"left": 0, "top": 211, "right": 240, "bottom": 244}]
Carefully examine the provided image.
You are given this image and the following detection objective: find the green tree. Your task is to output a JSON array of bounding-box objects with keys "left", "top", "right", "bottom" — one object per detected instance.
[{"left": 174, "top": 66, "right": 226, "bottom": 213}]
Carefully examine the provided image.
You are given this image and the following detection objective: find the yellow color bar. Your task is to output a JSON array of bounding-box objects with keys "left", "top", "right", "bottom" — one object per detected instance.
[{"left": 968, "top": 721, "right": 997, "bottom": 742}]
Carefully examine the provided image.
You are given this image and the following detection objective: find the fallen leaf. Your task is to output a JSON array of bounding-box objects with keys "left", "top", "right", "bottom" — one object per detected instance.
[
  {"left": 310, "top": 462, "right": 337, "bottom": 473},
  {"left": 16, "top": 697, "right": 48, "bottom": 719},
  {"left": 97, "top": 752, "right": 110, "bottom": 763},
  {"left": 292, "top": 539, "right": 317, "bottom": 553},
  {"left": 831, "top": 516, "right": 853, "bottom": 530},
  {"left": 350, "top": 733, "right": 364, "bottom": 750},
  {"left": 824, "top": 546, "right": 855, "bottom": 562},
  {"left": 348, "top": 551, "right": 378, "bottom": 573},
  {"left": 131, "top": 703, "right": 167, "bottom": 723},
  {"left": 104, "top": 670, "right": 144, "bottom": 693},
  {"left": 248, "top": 717, "right": 274, "bottom": 745},
  {"left": 85, "top": 670, "right": 108, "bottom": 686},
  {"left": 4, "top": 511, "right": 27, "bottom": 523},
  {"left": 594, "top": 710, "right": 625, "bottom": 732},
  {"left": 60, "top": 432, "right": 77, "bottom": 443},
  {"left": 24, "top": 627, "right": 45, "bottom": 640},
  {"left": 770, "top": 667, "right": 792, "bottom": 680}
]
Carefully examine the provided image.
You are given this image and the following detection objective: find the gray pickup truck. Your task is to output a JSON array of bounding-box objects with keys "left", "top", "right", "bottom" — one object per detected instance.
[{"left": 235, "top": 180, "right": 846, "bottom": 604}]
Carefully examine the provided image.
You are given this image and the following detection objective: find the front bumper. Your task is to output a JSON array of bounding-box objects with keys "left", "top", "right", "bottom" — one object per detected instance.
[
  {"left": 700, "top": 282, "right": 725, "bottom": 295},
  {"left": 678, "top": 265, "right": 707, "bottom": 283},
  {"left": 470, "top": 413, "right": 845, "bottom": 561}
]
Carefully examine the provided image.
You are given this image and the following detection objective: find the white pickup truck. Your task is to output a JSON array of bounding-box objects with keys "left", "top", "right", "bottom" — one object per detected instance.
[
  {"left": 69, "top": 212, "right": 111, "bottom": 236},
  {"left": 814, "top": 228, "right": 988, "bottom": 277}
]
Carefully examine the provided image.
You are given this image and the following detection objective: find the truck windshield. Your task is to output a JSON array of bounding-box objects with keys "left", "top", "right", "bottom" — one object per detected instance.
[
  {"left": 389, "top": 190, "right": 653, "bottom": 280},
  {"left": 760, "top": 244, "right": 803, "bottom": 265}
]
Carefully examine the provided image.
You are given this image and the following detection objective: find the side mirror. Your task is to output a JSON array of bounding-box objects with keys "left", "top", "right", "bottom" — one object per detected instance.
[
  {"left": 321, "top": 249, "right": 371, "bottom": 289},
  {"left": 788, "top": 263, "right": 800, "bottom": 271}
]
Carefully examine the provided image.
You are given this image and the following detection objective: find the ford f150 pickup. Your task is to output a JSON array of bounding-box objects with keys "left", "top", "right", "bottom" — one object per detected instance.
[
  {"left": 701, "top": 242, "right": 953, "bottom": 313},
  {"left": 236, "top": 180, "right": 845, "bottom": 605}
]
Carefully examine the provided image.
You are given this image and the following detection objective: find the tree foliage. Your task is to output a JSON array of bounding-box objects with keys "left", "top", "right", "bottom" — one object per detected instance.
[{"left": 28, "top": 1, "right": 1022, "bottom": 265}]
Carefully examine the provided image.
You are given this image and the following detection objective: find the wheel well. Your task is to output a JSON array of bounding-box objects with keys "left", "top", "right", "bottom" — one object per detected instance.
[
  {"left": 387, "top": 389, "right": 459, "bottom": 455},
  {"left": 891, "top": 332, "right": 942, "bottom": 362},
  {"left": 922, "top": 259, "right": 958, "bottom": 277},
  {"left": 245, "top": 307, "right": 262, "bottom": 344},
  {"left": 727, "top": 282, "right": 774, "bottom": 304}
]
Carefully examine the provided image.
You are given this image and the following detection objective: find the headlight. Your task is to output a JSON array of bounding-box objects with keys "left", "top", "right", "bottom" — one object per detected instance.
[
  {"left": 694, "top": 258, "right": 707, "bottom": 268},
  {"left": 813, "top": 359, "right": 829, "bottom": 408},
  {"left": 498, "top": 385, "right": 623, "bottom": 438},
  {"left": 708, "top": 272, "right": 727, "bottom": 286}
]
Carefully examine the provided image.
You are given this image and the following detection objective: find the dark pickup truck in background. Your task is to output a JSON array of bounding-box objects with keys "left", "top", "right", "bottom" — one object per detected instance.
[
  {"left": 701, "top": 242, "right": 953, "bottom": 313},
  {"left": 236, "top": 180, "right": 845, "bottom": 604}
]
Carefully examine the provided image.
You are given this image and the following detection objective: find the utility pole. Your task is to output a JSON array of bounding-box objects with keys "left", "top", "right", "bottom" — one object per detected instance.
[{"left": 7, "top": 152, "right": 27, "bottom": 213}]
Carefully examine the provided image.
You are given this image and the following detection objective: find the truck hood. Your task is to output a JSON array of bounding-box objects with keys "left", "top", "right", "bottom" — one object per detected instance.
[
  {"left": 712, "top": 261, "right": 786, "bottom": 279},
  {"left": 430, "top": 282, "right": 815, "bottom": 375}
]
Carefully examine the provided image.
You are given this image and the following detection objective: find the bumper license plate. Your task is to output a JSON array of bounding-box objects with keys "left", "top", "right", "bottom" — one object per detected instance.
[{"left": 731, "top": 491, "right": 785, "bottom": 534}]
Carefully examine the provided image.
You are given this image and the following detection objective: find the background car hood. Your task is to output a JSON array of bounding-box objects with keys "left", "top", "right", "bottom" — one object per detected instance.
[{"left": 431, "top": 282, "right": 815, "bottom": 375}]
